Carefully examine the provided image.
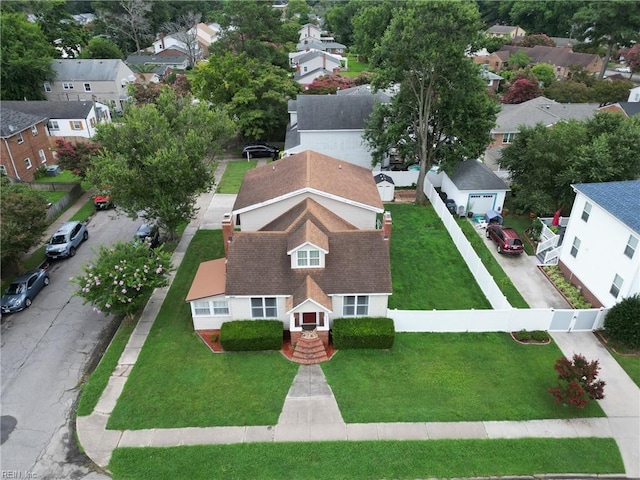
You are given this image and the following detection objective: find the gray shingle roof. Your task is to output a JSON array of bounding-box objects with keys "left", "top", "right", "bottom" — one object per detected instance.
[
  {"left": 51, "top": 59, "right": 128, "bottom": 81},
  {"left": 1, "top": 100, "right": 94, "bottom": 120},
  {"left": 450, "top": 159, "right": 509, "bottom": 191},
  {"left": 0, "top": 107, "right": 47, "bottom": 138},
  {"left": 296, "top": 94, "right": 379, "bottom": 130},
  {"left": 617, "top": 102, "right": 640, "bottom": 117},
  {"left": 498, "top": 45, "right": 599, "bottom": 69},
  {"left": 486, "top": 25, "right": 520, "bottom": 35},
  {"left": 573, "top": 180, "right": 640, "bottom": 234},
  {"left": 374, "top": 173, "right": 394, "bottom": 185}
]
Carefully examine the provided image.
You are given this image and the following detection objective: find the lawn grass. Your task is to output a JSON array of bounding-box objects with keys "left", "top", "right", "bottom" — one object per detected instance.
[
  {"left": 385, "top": 203, "right": 491, "bottom": 310},
  {"left": 77, "top": 316, "right": 138, "bottom": 416},
  {"left": 456, "top": 218, "right": 529, "bottom": 308},
  {"left": 322, "top": 333, "right": 605, "bottom": 423},
  {"left": 69, "top": 198, "right": 97, "bottom": 222},
  {"left": 341, "top": 53, "right": 370, "bottom": 78},
  {"left": 216, "top": 160, "right": 257, "bottom": 193},
  {"left": 612, "top": 353, "right": 640, "bottom": 387},
  {"left": 41, "top": 190, "right": 67, "bottom": 204},
  {"left": 108, "top": 438, "right": 623, "bottom": 479},
  {"left": 106, "top": 230, "right": 299, "bottom": 430},
  {"left": 34, "top": 170, "right": 78, "bottom": 183}
]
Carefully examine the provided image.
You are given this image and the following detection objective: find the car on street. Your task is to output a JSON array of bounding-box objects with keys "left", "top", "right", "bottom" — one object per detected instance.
[
  {"left": 45, "top": 221, "right": 89, "bottom": 259},
  {"left": 615, "top": 66, "right": 631, "bottom": 73},
  {"left": 1, "top": 268, "right": 50, "bottom": 313},
  {"left": 94, "top": 191, "right": 114, "bottom": 210},
  {"left": 242, "top": 142, "right": 280, "bottom": 159},
  {"left": 133, "top": 223, "right": 160, "bottom": 248},
  {"left": 485, "top": 224, "right": 524, "bottom": 255}
]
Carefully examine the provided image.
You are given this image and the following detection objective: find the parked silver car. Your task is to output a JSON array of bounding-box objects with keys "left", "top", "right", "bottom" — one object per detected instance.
[
  {"left": 45, "top": 221, "right": 89, "bottom": 259},
  {"left": 1, "top": 268, "right": 50, "bottom": 313}
]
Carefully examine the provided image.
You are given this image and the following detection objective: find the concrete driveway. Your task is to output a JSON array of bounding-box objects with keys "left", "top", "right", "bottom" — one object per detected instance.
[{"left": 472, "top": 221, "right": 571, "bottom": 309}]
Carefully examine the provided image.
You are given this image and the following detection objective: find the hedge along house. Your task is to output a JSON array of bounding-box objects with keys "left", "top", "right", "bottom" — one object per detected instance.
[{"left": 186, "top": 151, "right": 392, "bottom": 347}]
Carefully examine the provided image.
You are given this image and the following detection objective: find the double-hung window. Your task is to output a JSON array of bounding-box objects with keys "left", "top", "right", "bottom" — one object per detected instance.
[
  {"left": 193, "top": 301, "right": 211, "bottom": 316},
  {"left": 63, "top": 82, "right": 74, "bottom": 90},
  {"left": 343, "top": 295, "right": 369, "bottom": 316},
  {"left": 24, "top": 158, "right": 32, "bottom": 169},
  {"left": 38, "top": 149, "right": 47, "bottom": 164},
  {"left": 570, "top": 237, "right": 581, "bottom": 258},
  {"left": 610, "top": 274, "right": 624, "bottom": 298},
  {"left": 48, "top": 120, "right": 60, "bottom": 131},
  {"left": 581, "top": 202, "right": 591, "bottom": 222},
  {"left": 296, "top": 249, "right": 320, "bottom": 267},
  {"left": 31, "top": 125, "right": 38, "bottom": 136},
  {"left": 624, "top": 235, "right": 638, "bottom": 259},
  {"left": 212, "top": 300, "right": 229, "bottom": 315},
  {"left": 84, "top": 83, "right": 92, "bottom": 92},
  {"left": 502, "top": 132, "right": 516, "bottom": 144},
  {"left": 251, "top": 297, "right": 277, "bottom": 318}
]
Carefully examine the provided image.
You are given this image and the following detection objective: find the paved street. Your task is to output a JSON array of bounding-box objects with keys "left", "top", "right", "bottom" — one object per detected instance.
[{"left": 1, "top": 204, "right": 140, "bottom": 479}]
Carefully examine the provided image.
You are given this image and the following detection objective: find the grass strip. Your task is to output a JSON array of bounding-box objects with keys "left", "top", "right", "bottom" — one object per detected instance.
[
  {"left": 385, "top": 204, "right": 491, "bottom": 310},
  {"left": 70, "top": 198, "right": 97, "bottom": 222},
  {"left": 322, "top": 332, "right": 605, "bottom": 423},
  {"left": 611, "top": 351, "right": 640, "bottom": 388},
  {"left": 456, "top": 218, "right": 529, "bottom": 308},
  {"left": 106, "top": 230, "right": 298, "bottom": 430},
  {"left": 76, "top": 316, "right": 138, "bottom": 416},
  {"left": 216, "top": 160, "right": 257, "bottom": 193},
  {"left": 108, "top": 438, "right": 623, "bottom": 479}
]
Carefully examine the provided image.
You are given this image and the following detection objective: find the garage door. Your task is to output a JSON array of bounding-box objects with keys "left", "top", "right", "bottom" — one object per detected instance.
[{"left": 467, "top": 193, "right": 496, "bottom": 215}]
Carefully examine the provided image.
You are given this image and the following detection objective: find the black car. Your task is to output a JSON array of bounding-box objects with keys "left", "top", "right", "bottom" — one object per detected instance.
[
  {"left": 133, "top": 223, "right": 160, "bottom": 248},
  {"left": 242, "top": 143, "right": 279, "bottom": 159}
]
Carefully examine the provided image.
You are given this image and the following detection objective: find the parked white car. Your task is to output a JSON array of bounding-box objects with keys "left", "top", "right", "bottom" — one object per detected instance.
[{"left": 615, "top": 66, "right": 631, "bottom": 73}]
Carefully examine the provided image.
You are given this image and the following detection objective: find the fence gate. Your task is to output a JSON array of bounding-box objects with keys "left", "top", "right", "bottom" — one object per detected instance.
[{"left": 549, "top": 310, "right": 574, "bottom": 331}]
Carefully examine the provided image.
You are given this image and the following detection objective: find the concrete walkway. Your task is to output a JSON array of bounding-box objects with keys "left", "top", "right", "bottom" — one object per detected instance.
[{"left": 76, "top": 162, "right": 639, "bottom": 477}]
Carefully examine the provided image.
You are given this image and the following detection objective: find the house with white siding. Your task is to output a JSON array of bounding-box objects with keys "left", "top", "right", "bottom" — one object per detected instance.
[{"left": 558, "top": 180, "right": 640, "bottom": 308}]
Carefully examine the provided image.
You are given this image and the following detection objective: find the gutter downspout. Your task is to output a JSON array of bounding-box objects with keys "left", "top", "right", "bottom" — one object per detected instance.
[{"left": 2, "top": 137, "right": 20, "bottom": 180}]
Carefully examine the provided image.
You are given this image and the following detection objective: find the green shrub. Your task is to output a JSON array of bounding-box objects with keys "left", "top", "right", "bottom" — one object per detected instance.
[
  {"left": 513, "top": 330, "right": 549, "bottom": 343},
  {"left": 542, "top": 266, "right": 591, "bottom": 309},
  {"left": 332, "top": 317, "right": 395, "bottom": 349},
  {"left": 529, "top": 218, "right": 543, "bottom": 241},
  {"left": 604, "top": 294, "right": 640, "bottom": 349},
  {"left": 33, "top": 166, "right": 48, "bottom": 180},
  {"left": 220, "top": 320, "right": 283, "bottom": 351}
]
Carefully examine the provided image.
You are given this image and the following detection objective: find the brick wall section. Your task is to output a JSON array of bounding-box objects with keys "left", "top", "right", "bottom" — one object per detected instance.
[{"left": 1, "top": 122, "right": 52, "bottom": 181}]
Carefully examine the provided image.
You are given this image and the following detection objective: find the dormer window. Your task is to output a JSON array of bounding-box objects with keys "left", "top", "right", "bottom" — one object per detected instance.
[{"left": 296, "top": 249, "right": 321, "bottom": 267}]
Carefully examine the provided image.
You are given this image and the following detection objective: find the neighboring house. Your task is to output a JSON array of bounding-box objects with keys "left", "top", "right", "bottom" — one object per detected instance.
[
  {"left": 296, "top": 25, "right": 345, "bottom": 55},
  {"left": 628, "top": 86, "right": 640, "bottom": 103},
  {"left": 374, "top": 173, "right": 395, "bottom": 202},
  {"left": 599, "top": 102, "right": 640, "bottom": 118},
  {"left": 126, "top": 53, "right": 190, "bottom": 72},
  {"left": 494, "top": 45, "right": 603, "bottom": 78},
  {"left": 298, "top": 23, "right": 323, "bottom": 43},
  {"left": 284, "top": 92, "right": 390, "bottom": 169},
  {"left": 152, "top": 22, "right": 220, "bottom": 60},
  {"left": 438, "top": 159, "right": 509, "bottom": 216},
  {"left": 484, "top": 97, "right": 599, "bottom": 173},
  {"left": 1, "top": 100, "right": 110, "bottom": 144},
  {"left": 486, "top": 25, "right": 526, "bottom": 39},
  {"left": 0, "top": 107, "right": 53, "bottom": 181},
  {"left": 557, "top": 180, "right": 640, "bottom": 308},
  {"left": 480, "top": 65, "right": 503, "bottom": 92},
  {"left": 45, "top": 59, "right": 135, "bottom": 110},
  {"left": 290, "top": 49, "right": 345, "bottom": 85},
  {"left": 186, "top": 150, "right": 392, "bottom": 347},
  {"left": 473, "top": 49, "right": 511, "bottom": 73}
]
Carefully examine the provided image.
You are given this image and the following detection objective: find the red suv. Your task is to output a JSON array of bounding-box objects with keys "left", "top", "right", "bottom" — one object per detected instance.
[{"left": 485, "top": 225, "right": 524, "bottom": 255}]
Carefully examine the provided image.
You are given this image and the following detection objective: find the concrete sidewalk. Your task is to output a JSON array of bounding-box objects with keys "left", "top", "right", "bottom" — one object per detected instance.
[{"left": 76, "top": 162, "right": 639, "bottom": 477}]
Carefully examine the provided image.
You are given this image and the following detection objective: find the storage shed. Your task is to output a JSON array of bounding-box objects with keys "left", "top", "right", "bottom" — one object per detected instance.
[{"left": 374, "top": 173, "right": 396, "bottom": 202}]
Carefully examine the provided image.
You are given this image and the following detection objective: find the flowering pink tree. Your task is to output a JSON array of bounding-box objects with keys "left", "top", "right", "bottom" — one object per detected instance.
[{"left": 73, "top": 241, "right": 172, "bottom": 320}]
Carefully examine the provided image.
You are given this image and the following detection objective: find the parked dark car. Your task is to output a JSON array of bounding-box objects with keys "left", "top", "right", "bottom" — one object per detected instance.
[
  {"left": 45, "top": 221, "right": 89, "bottom": 259},
  {"left": 485, "top": 225, "right": 524, "bottom": 255},
  {"left": 242, "top": 143, "right": 279, "bottom": 159},
  {"left": 1, "top": 268, "right": 50, "bottom": 313},
  {"left": 444, "top": 199, "right": 457, "bottom": 214},
  {"left": 133, "top": 223, "right": 160, "bottom": 248}
]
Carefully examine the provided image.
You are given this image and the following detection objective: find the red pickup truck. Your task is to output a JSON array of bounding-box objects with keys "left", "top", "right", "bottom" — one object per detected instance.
[{"left": 94, "top": 191, "right": 114, "bottom": 210}]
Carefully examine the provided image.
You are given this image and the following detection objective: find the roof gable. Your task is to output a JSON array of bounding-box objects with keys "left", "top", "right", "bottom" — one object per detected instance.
[
  {"left": 287, "top": 219, "right": 329, "bottom": 253},
  {"left": 573, "top": 180, "right": 640, "bottom": 234},
  {"left": 450, "top": 160, "right": 509, "bottom": 191},
  {"left": 185, "top": 258, "right": 226, "bottom": 301}
]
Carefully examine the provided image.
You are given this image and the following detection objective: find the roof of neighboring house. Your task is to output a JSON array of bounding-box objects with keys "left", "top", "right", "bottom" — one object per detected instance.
[
  {"left": 0, "top": 107, "right": 47, "bottom": 138},
  {"left": 296, "top": 94, "right": 381, "bottom": 131},
  {"left": 549, "top": 37, "right": 575, "bottom": 48},
  {"left": 498, "top": 45, "right": 600, "bottom": 69},
  {"left": 494, "top": 96, "right": 599, "bottom": 133},
  {"left": 126, "top": 54, "right": 187, "bottom": 66},
  {"left": 374, "top": 173, "right": 395, "bottom": 185},
  {"left": 50, "top": 59, "right": 130, "bottom": 81},
  {"left": 486, "top": 25, "right": 521, "bottom": 35},
  {"left": 482, "top": 145, "right": 505, "bottom": 171},
  {"left": 449, "top": 159, "right": 509, "bottom": 191},
  {"left": 284, "top": 123, "right": 300, "bottom": 151},
  {"left": 2, "top": 100, "right": 95, "bottom": 120},
  {"left": 185, "top": 258, "right": 227, "bottom": 301},
  {"left": 294, "top": 66, "right": 332, "bottom": 82},
  {"left": 294, "top": 50, "right": 341, "bottom": 66},
  {"left": 337, "top": 84, "right": 394, "bottom": 102},
  {"left": 601, "top": 102, "right": 640, "bottom": 117},
  {"left": 233, "top": 150, "right": 384, "bottom": 213},
  {"left": 225, "top": 200, "right": 391, "bottom": 296},
  {"left": 297, "top": 39, "right": 345, "bottom": 52},
  {"left": 573, "top": 180, "right": 640, "bottom": 234}
]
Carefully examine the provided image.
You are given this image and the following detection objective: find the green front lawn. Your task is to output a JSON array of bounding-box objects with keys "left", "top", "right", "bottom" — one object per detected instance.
[
  {"left": 216, "top": 160, "right": 257, "bottom": 193},
  {"left": 109, "top": 438, "right": 623, "bottom": 480},
  {"left": 106, "top": 230, "right": 299, "bottom": 430},
  {"left": 611, "top": 351, "right": 640, "bottom": 388},
  {"left": 386, "top": 204, "right": 491, "bottom": 310},
  {"left": 322, "top": 333, "right": 604, "bottom": 423},
  {"left": 457, "top": 218, "right": 529, "bottom": 308},
  {"left": 341, "top": 53, "right": 370, "bottom": 78}
]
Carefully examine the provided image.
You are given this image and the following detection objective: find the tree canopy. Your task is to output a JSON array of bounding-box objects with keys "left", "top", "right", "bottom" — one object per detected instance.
[
  {"left": 499, "top": 113, "right": 640, "bottom": 215},
  {"left": 193, "top": 52, "right": 300, "bottom": 141},
  {"left": 89, "top": 88, "right": 237, "bottom": 238},
  {"left": 367, "top": 1, "right": 498, "bottom": 205},
  {"left": 1, "top": 12, "right": 56, "bottom": 100},
  {"left": 79, "top": 37, "right": 124, "bottom": 59}
]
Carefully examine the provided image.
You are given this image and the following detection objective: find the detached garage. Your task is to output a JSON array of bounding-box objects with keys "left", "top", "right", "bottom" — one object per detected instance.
[{"left": 440, "top": 159, "right": 509, "bottom": 216}]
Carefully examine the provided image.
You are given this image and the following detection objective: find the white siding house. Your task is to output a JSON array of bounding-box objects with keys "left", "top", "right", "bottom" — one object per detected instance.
[{"left": 558, "top": 180, "right": 640, "bottom": 308}]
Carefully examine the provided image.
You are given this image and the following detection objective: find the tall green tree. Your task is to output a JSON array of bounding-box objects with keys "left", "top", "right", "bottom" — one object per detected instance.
[
  {"left": 79, "top": 37, "right": 124, "bottom": 59},
  {"left": 89, "top": 88, "right": 237, "bottom": 238},
  {"left": 93, "top": 0, "right": 153, "bottom": 54},
  {"left": 352, "top": 1, "right": 398, "bottom": 62},
  {"left": 499, "top": 113, "right": 640, "bottom": 214},
  {"left": 1, "top": 12, "right": 56, "bottom": 100},
  {"left": 507, "top": 1, "right": 583, "bottom": 37},
  {"left": 0, "top": 181, "right": 49, "bottom": 273},
  {"left": 572, "top": 1, "right": 640, "bottom": 79},
  {"left": 28, "top": 0, "right": 90, "bottom": 58},
  {"left": 367, "top": 1, "right": 498, "bottom": 205},
  {"left": 324, "top": 0, "right": 365, "bottom": 46},
  {"left": 193, "top": 52, "right": 300, "bottom": 140}
]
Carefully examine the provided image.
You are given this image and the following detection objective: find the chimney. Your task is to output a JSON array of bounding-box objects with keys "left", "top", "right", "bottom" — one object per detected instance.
[
  {"left": 222, "top": 213, "right": 233, "bottom": 256},
  {"left": 160, "top": 32, "right": 165, "bottom": 50},
  {"left": 382, "top": 211, "right": 392, "bottom": 247}
]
